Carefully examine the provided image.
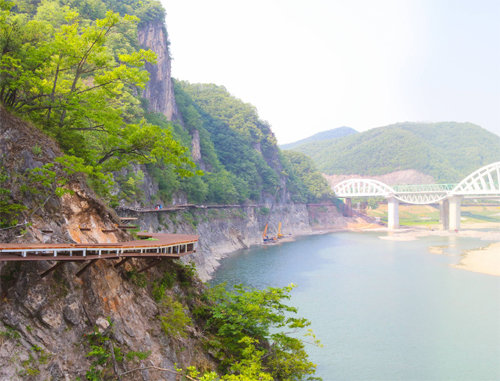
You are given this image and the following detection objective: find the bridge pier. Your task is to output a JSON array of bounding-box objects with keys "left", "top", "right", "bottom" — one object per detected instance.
[
  {"left": 439, "top": 199, "right": 449, "bottom": 230},
  {"left": 387, "top": 197, "right": 399, "bottom": 230},
  {"left": 448, "top": 196, "right": 463, "bottom": 231},
  {"left": 343, "top": 198, "right": 353, "bottom": 217}
]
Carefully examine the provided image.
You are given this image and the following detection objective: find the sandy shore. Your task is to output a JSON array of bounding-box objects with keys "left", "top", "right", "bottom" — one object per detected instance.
[
  {"left": 312, "top": 220, "right": 500, "bottom": 277},
  {"left": 373, "top": 224, "right": 500, "bottom": 277},
  {"left": 453, "top": 243, "right": 500, "bottom": 276}
]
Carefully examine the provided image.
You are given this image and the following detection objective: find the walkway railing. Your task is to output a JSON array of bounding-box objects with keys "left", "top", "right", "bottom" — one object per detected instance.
[{"left": 0, "top": 233, "right": 198, "bottom": 262}]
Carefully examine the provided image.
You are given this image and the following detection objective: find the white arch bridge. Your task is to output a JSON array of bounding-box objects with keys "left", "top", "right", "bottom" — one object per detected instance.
[{"left": 334, "top": 162, "right": 500, "bottom": 230}]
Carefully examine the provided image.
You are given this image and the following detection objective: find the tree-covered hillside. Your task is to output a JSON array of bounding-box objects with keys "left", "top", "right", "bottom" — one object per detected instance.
[
  {"left": 171, "top": 81, "right": 333, "bottom": 204},
  {"left": 287, "top": 122, "right": 500, "bottom": 182},
  {"left": 1, "top": 0, "right": 194, "bottom": 198},
  {"left": 280, "top": 126, "right": 357, "bottom": 151},
  {"left": 0, "top": 0, "right": 332, "bottom": 207}
]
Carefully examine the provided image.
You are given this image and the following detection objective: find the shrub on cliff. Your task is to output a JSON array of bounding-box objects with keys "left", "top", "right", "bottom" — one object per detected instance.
[{"left": 194, "top": 283, "right": 321, "bottom": 380}]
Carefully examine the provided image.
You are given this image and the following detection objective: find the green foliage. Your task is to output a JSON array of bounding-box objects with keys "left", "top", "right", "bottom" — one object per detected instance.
[
  {"left": 152, "top": 273, "right": 175, "bottom": 302},
  {"left": 177, "top": 338, "right": 274, "bottom": 380},
  {"left": 31, "top": 144, "right": 42, "bottom": 156},
  {"left": 82, "top": 318, "right": 154, "bottom": 380},
  {"left": 282, "top": 151, "right": 333, "bottom": 203},
  {"left": 115, "top": 169, "right": 145, "bottom": 204},
  {"left": 203, "top": 283, "right": 320, "bottom": 380},
  {"left": 125, "top": 350, "right": 151, "bottom": 361},
  {"left": 182, "top": 210, "right": 198, "bottom": 229},
  {"left": 126, "top": 269, "right": 147, "bottom": 288},
  {"left": 0, "top": 167, "right": 26, "bottom": 228},
  {"left": 0, "top": 2, "right": 195, "bottom": 200},
  {"left": 205, "top": 171, "right": 240, "bottom": 204},
  {"left": 20, "top": 353, "right": 41, "bottom": 377},
  {"left": 0, "top": 326, "right": 21, "bottom": 340},
  {"left": 0, "top": 156, "right": 87, "bottom": 229},
  {"left": 180, "top": 175, "right": 208, "bottom": 204},
  {"left": 174, "top": 80, "right": 285, "bottom": 203},
  {"left": 84, "top": 323, "right": 123, "bottom": 381},
  {"left": 18, "top": 345, "right": 52, "bottom": 377},
  {"left": 258, "top": 207, "right": 270, "bottom": 215},
  {"left": 177, "top": 261, "right": 197, "bottom": 287},
  {"left": 158, "top": 294, "right": 192, "bottom": 338},
  {"left": 143, "top": 109, "right": 207, "bottom": 204},
  {"left": 290, "top": 122, "right": 500, "bottom": 182}
]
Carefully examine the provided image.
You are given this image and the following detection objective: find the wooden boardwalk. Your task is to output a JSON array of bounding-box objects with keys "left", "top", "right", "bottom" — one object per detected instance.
[
  {"left": 117, "top": 202, "right": 337, "bottom": 214},
  {"left": 0, "top": 233, "right": 198, "bottom": 262}
]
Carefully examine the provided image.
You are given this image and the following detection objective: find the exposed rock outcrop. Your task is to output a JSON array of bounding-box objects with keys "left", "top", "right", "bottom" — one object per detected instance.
[
  {"left": 0, "top": 106, "right": 126, "bottom": 245},
  {"left": 0, "top": 107, "right": 215, "bottom": 380},
  {"left": 138, "top": 20, "right": 182, "bottom": 122},
  {"left": 122, "top": 203, "right": 349, "bottom": 281}
]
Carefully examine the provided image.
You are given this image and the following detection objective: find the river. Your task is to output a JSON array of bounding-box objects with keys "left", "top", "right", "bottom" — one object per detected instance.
[{"left": 211, "top": 231, "right": 500, "bottom": 380}]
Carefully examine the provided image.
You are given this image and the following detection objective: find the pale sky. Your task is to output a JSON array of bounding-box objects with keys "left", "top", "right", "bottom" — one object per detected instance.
[{"left": 161, "top": 0, "right": 500, "bottom": 144}]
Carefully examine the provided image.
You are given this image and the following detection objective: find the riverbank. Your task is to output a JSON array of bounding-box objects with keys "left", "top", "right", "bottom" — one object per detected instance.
[
  {"left": 375, "top": 224, "right": 500, "bottom": 277},
  {"left": 453, "top": 243, "right": 500, "bottom": 276},
  {"left": 234, "top": 217, "right": 500, "bottom": 278}
]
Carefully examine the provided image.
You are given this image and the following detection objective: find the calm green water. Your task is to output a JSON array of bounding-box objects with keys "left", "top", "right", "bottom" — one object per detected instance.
[{"left": 211, "top": 232, "right": 500, "bottom": 380}]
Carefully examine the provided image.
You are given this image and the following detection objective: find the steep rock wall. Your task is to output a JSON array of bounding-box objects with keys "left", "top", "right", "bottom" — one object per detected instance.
[
  {"left": 122, "top": 204, "right": 350, "bottom": 281},
  {"left": 0, "top": 259, "right": 213, "bottom": 380},
  {"left": 138, "top": 20, "right": 181, "bottom": 122},
  {"left": 0, "top": 108, "right": 215, "bottom": 379}
]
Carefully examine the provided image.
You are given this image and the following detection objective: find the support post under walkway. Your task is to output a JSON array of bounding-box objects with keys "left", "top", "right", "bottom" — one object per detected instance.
[{"left": 387, "top": 196, "right": 399, "bottom": 230}]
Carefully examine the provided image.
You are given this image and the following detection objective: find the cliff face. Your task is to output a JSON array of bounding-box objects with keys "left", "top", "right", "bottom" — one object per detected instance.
[
  {"left": 0, "top": 260, "right": 213, "bottom": 380},
  {"left": 0, "top": 108, "right": 214, "bottom": 380},
  {"left": 122, "top": 204, "right": 350, "bottom": 281},
  {"left": 0, "top": 106, "right": 126, "bottom": 245},
  {"left": 138, "top": 20, "right": 181, "bottom": 122}
]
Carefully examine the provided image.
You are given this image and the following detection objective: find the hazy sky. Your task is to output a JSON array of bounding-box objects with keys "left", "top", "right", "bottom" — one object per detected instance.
[{"left": 162, "top": 0, "right": 500, "bottom": 144}]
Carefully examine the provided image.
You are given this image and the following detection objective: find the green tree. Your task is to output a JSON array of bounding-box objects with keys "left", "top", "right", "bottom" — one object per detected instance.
[
  {"left": 0, "top": 3, "right": 195, "bottom": 197},
  {"left": 282, "top": 151, "right": 333, "bottom": 202},
  {"left": 203, "top": 284, "right": 320, "bottom": 380}
]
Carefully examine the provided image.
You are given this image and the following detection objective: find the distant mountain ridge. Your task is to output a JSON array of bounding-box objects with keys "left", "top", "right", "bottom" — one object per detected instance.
[
  {"left": 285, "top": 122, "right": 500, "bottom": 183},
  {"left": 280, "top": 126, "right": 357, "bottom": 150}
]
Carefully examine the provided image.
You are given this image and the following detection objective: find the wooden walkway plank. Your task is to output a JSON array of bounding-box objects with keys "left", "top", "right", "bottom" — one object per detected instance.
[{"left": 0, "top": 233, "right": 198, "bottom": 262}]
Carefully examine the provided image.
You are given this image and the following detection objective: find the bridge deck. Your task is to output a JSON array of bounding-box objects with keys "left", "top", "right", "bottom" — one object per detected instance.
[{"left": 0, "top": 233, "right": 198, "bottom": 261}]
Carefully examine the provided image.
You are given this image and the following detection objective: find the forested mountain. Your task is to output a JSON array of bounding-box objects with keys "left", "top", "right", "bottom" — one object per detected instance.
[
  {"left": 169, "top": 81, "right": 333, "bottom": 204},
  {"left": 286, "top": 122, "right": 500, "bottom": 182},
  {"left": 280, "top": 126, "right": 357, "bottom": 150},
  {"left": 0, "top": 0, "right": 332, "bottom": 207}
]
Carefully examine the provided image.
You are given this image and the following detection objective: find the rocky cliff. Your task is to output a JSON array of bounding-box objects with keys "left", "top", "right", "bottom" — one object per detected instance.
[
  {"left": 0, "top": 105, "right": 355, "bottom": 379},
  {"left": 138, "top": 20, "right": 182, "bottom": 122},
  {"left": 0, "top": 108, "right": 215, "bottom": 380},
  {"left": 121, "top": 203, "right": 350, "bottom": 281}
]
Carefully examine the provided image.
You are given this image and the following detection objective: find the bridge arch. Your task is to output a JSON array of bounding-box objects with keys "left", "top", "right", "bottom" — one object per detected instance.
[
  {"left": 453, "top": 161, "right": 500, "bottom": 195},
  {"left": 333, "top": 179, "right": 394, "bottom": 198},
  {"left": 333, "top": 179, "right": 449, "bottom": 204},
  {"left": 332, "top": 161, "right": 500, "bottom": 230}
]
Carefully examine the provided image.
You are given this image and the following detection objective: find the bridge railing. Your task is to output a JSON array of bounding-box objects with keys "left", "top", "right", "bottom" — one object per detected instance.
[{"left": 392, "top": 184, "right": 457, "bottom": 193}]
